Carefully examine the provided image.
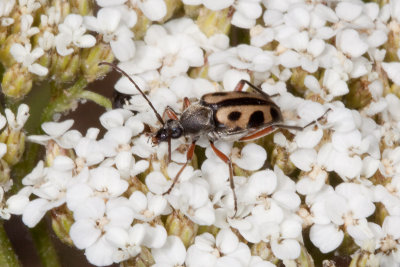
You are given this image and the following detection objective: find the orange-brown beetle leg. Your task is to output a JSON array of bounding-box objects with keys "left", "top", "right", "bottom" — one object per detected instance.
[
  {"left": 183, "top": 97, "right": 191, "bottom": 110},
  {"left": 163, "top": 141, "right": 196, "bottom": 195},
  {"left": 210, "top": 141, "right": 238, "bottom": 217}
]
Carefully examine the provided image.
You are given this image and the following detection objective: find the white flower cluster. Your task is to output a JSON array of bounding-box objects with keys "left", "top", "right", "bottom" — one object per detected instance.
[
  {"left": 0, "top": 104, "right": 30, "bottom": 219},
  {"left": 6, "top": 0, "right": 400, "bottom": 266}
]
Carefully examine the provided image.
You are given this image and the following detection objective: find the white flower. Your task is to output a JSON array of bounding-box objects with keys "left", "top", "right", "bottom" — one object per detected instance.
[
  {"left": 121, "top": 20, "right": 204, "bottom": 78},
  {"left": 15, "top": 156, "right": 77, "bottom": 227},
  {"left": 229, "top": 167, "right": 302, "bottom": 260},
  {"left": 380, "top": 147, "right": 400, "bottom": 177},
  {"left": 4, "top": 104, "right": 30, "bottom": 131},
  {"left": 108, "top": 223, "right": 167, "bottom": 263},
  {"left": 166, "top": 175, "right": 215, "bottom": 225},
  {"left": 208, "top": 44, "right": 274, "bottom": 84},
  {"left": 152, "top": 236, "right": 186, "bottom": 267},
  {"left": 66, "top": 166, "right": 128, "bottom": 211},
  {"left": 19, "top": 14, "right": 39, "bottom": 41},
  {"left": 74, "top": 129, "right": 105, "bottom": 168},
  {"left": 10, "top": 43, "right": 48, "bottom": 76},
  {"left": 231, "top": 0, "right": 263, "bottom": 29},
  {"left": 70, "top": 197, "right": 133, "bottom": 265},
  {"left": 0, "top": 0, "right": 15, "bottom": 26},
  {"left": 336, "top": 29, "right": 369, "bottom": 58},
  {"left": 84, "top": 7, "right": 136, "bottom": 61},
  {"left": 308, "top": 183, "right": 375, "bottom": 253},
  {"left": 55, "top": 14, "right": 96, "bottom": 56},
  {"left": 374, "top": 216, "right": 400, "bottom": 266},
  {"left": 129, "top": 191, "right": 170, "bottom": 221},
  {"left": 185, "top": 229, "right": 251, "bottom": 267},
  {"left": 28, "top": 120, "right": 82, "bottom": 148}
]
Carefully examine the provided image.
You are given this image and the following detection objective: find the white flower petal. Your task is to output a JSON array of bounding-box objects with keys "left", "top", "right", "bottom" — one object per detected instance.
[
  {"left": 310, "top": 224, "right": 343, "bottom": 253},
  {"left": 335, "top": 2, "right": 363, "bottom": 21},
  {"left": 232, "top": 143, "right": 266, "bottom": 171},
  {"left": 85, "top": 236, "right": 115, "bottom": 266},
  {"left": 289, "top": 149, "right": 316, "bottom": 172},
  {"left": 337, "top": 29, "right": 368, "bottom": 58},
  {"left": 152, "top": 236, "right": 186, "bottom": 265},
  {"left": 139, "top": 0, "right": 166, "bottom": 21},
  {"left": 216, "top": 229, "right": 238, "bottom": 254},
  {"left": 382, "top": 62, "right": 400, "bottom": 86},
  {"left": 22, "top": 199, "right": 49, "bottom": 228},
  {"left": 42, "top": 120, "right": 74, "bottom": 137},
  {"left": 70, "top": 219, "right": 101, "bottom": 249},
  {"left": 271, "top": 238, "right": 300, "bottom": 260}
]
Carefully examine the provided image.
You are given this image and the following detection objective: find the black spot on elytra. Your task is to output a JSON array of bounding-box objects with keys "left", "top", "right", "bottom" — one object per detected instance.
[
  {"left": 228, "top": 111, "right": 241, "bottom": 121},
  {"left": 248, "top": 110, "right": 264, "bottom": 128},
  {"left": 270, "top": 107, "right": 281, "bottom": 121}
]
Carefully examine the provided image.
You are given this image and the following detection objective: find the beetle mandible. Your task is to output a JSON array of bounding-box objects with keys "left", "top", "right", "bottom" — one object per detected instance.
[{"left": 100, "top": 62, "right": 329, "bottom": 216}]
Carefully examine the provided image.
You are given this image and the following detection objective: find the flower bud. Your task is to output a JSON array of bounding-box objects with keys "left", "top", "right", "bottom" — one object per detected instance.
[
  {"left": 50, "top": 0, "right": 73, "bottom": 20},
  {"left": 80, "top": 43, "right": 114, "bottom": 82},
  {"left": 0, "top": 159, "right": 11, "bottom": 185},
  {"left": 296, "top": 244, "right": 315, "bottom": 267},
  {"left": 50, "top": 53, "right": 81, "bottom": 83},
  {"left": 251, "top": 241, "right": 279, "bottom": 263},
  {"left": 51, "top": 205, "right": 74, "bottom": 246},
  {"left": 184, "top": 5, "right": 200, "bottom": 19},
  {"left": 131, "top": 9, "right": 151, "bottom": 40},
  {"left": 197, "top": 225, "right": 219, "bottom": 236},
  {"left": 69, "top": 0, "right": 93, "bottom": 16},
  {"left": 160, "top": 0, "right": 182, "bottom": 23},
  {"left": 290, "top": 68, "right": 309, "bottom": 96},
  {"left": 196, "top": 7, "right": 233, "bottom": 37},
  {"left": 120, "top": 247, "right": 155, "bottom": 267},
  {"left": 165, "top": 211, "right": 198, "bottom": 247},
  {"left": 0, "top": 35, "right": 19, "bottom": 67},
  {"left": 385, "top": 26, "right": 400, "bottom": 62},
  {"left": 44, "top": 140, "right": 75, "bottom": 167},
  {"left": 0, "top": 129, "right": 25, "bottom": 167},
  {"left": 125, "top": 176, "right": 149, "bottom": 197},
  {"left": 345, "top": 77, "right": 372, "bottom": 109},
  {"left": 271, "top": 145, "right": 296, "bottom": 175},
  {"left": 1, "top": 64, "right": 33, "bottom": 99},
  {"left": 349, "top": 251, "right": 380, "bottom": 267},
  {"left": 337, "top": 232, "right": 359, "bottom": 257}
]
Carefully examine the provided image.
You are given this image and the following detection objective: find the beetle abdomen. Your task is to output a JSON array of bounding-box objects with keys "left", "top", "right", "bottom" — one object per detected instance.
[{"left": 200, "top": 91, "right": 282, "bottom": 131}]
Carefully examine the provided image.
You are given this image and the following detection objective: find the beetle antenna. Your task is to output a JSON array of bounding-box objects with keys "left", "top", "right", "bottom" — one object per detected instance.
[{"left": 99, "top": 62, "right": 165, "bottom": 125}]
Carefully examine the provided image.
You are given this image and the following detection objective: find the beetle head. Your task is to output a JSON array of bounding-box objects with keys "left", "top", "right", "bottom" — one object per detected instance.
[{"left": 152, "top": 120, "right": 184, "bottom": 144}]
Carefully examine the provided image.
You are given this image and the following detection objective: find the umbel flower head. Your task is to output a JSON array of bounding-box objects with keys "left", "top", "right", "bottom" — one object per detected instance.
[{"left": 2, "top": 0, "right": 400, "bottom": 266}]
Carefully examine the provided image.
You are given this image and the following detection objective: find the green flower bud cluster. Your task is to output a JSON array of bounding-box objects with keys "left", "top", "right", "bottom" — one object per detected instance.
[{"left": 0, "top": 0, "right": 113, "bottom": 100}]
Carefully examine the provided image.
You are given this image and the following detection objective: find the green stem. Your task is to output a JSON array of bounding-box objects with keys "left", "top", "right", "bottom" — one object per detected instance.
[
  {"left": 77, "top": 90, "right": 112, "bottom": 109},
  {"left": 0, "top": 221, "right": 21, "bottom": 267},
  {"left": 41, "top": 78, "right": 111, "bottom": 122},
  {"left": 41, "top": 78, "right": 88, "bottom": 123},
  {"left": 30, "top": 220, "right": 61, "bottom": 267}
]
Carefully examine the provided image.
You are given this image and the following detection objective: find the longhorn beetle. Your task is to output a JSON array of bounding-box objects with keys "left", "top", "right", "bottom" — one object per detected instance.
[{"left": 100, "top": 62, "right": 330, "bottom": 216}]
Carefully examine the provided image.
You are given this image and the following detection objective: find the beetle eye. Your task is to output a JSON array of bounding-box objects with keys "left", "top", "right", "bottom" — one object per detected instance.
[
  {"left": 171, "top": 126, "right": 182, "bottom": 138},
  {"left": 155, "top": 129, "right": 169, "bottom": 142}
]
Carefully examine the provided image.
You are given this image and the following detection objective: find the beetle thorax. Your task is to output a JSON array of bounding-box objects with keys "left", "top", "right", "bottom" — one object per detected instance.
[{"left": 180, "top": 103, "right": 214, "bottom": 139}]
